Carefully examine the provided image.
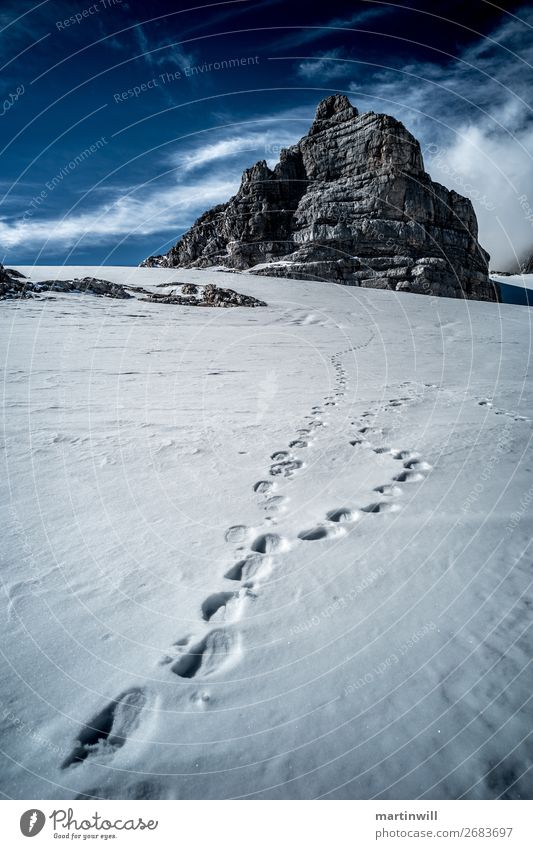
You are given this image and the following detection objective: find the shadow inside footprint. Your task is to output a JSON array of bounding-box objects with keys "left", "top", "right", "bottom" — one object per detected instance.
[
  {"left": 391, "top": 450, "right": 412, "bottom": 460},
  {"left": 254, "top": 480, "right": 273, "bottom": 493},
  {"left": 375, "top": 484, "right": 403, "bottom": 496},
  {"left": 172, "top": 629, "right": 238, "bottom": 679},
  {"left": 298, "top": 526, "right": 332, "bottom": 541},
  {"left": 404, "top": 459, "right": 432, "bottom": 471},
  {"left": 362, "top": 501, "right": 400, "bottom": 514},
  {"left": 62, "top": 688, "right": 146, "bottom": 769},
  {"left": 251, "top": 533, "right": 284, "bottom": 554},
  {"left": 394, "top": 470, "right": 424, "bottom": 483},
  {"left": 225, "top": 553, "right": 271, "bottom": 584},
  {"left": 201, "top": 592, "right": 237, "bottom": 622},
  {"left": 326, "top": 507, "right": 354, "bottom": 523}
]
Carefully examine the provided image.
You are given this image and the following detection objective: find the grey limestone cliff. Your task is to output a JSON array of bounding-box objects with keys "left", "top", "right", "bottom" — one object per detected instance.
[{"left": 142, "top": 94, "right": 496, "bottom": 301}]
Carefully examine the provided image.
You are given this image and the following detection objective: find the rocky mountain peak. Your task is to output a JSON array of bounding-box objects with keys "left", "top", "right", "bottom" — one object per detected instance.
[
  {"left": 141, "top": 95, "right": 497, "bottom": 302},
  {"left": 308, "top": 93, "right": 359, "bottom": 135}
]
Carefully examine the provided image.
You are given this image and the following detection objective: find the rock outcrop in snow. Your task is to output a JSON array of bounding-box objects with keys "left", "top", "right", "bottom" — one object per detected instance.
[
  {"left": 0, "top": 265, "right": 32, "bottom": 298},
  {"left": 0, "top": 267, "right": 132, "bottom": 300},
  {"left": 143, "top": 282, "right": 266, "bottom": 307},
  {"left": 141, "top": 94, "right": 496, "bottom": 301}
]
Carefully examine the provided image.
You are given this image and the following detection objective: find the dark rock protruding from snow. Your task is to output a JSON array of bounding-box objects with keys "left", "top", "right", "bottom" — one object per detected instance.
[
  {"left": 0, "top": 265, "right": 34, "bottom": 299},
  {"left": 143, "top": 283, "right": 266, "bottom": 307},
  {"left": 35, "top": 277, "right": 132, "bottom": 298},
  {"left": 0, "top": 270, "right": 132, "bottom": 300},
  {"left": 141, "top": 94, "right": 496, "bottom": 301}
]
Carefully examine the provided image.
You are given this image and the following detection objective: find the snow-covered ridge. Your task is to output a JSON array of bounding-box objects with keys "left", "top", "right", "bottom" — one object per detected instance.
[{"left": 1, "top": 268, "right": 531, "bottom": 800}]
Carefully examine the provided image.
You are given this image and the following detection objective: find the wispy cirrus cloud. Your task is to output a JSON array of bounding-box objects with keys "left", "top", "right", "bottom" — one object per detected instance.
[
  {"left": 172, "top": 128, "right": 301, "bottom": 172},
  {"left": 0, "top": 176, "right": 238, "bottom": 249},
  {"left": 0, "top": 116, "right": 306, "bottom": 252},
  {"left": 133, "top": 22, "right": 196, "bottom": 72},
  {"left": 340, "top": 5, "right": 533, "bottom": 269},
  {"left": 296, "top": 48, "right": 353, "bottom": 81},
  {"left": 272, "top": 6, "right": 391, "bottom": 50}
]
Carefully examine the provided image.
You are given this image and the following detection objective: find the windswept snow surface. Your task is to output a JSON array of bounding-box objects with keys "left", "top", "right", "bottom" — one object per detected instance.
[{"left": 1, "top": 267, "right": 532, "bottom": 800}]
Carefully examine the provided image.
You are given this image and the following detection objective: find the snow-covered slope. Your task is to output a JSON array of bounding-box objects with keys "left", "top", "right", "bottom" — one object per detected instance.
[{"left": 1, "top": 268, "right": 531, "bottom": 800}]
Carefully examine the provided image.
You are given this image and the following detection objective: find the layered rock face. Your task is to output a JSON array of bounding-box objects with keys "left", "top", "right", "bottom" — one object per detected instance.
[
  {"left": 142, "top": 94, "right": 496, "bottom": 301},
  {"left": 521, "top": 254, "right": 533, "bottom": 274}
]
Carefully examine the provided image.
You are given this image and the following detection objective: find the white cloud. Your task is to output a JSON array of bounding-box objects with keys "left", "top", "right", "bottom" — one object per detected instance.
[
  {"left": 133, "top": 23, "right": 196, "bottom": 71},
  {"left": 0, "top": 122, "right": 304, "bottom": 252},
  {"left": 0, "top": 177, "right": 237, "bottom": 250},
  {"left": 345, "top": 5, "right": 533, "bottom": 269},
  {"left": 173, "top": 129, "right": 301, "bottom": 172},
  {"left": 273, "top": 7, "right": 391, "bottom": 50},
  {"left": 296, "top": 49, "right": 352, "bottom": 81}
]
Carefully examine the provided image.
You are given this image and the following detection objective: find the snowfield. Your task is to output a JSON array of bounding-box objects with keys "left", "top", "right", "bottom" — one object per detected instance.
[{"left": 1, "top": 267, "right": 531, "bottom": 800}]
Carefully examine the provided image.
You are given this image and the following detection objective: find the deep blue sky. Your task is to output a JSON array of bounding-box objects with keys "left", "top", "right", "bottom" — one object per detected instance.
[{"left": 1, "top": 0, "right": 532, "bottom": 268}]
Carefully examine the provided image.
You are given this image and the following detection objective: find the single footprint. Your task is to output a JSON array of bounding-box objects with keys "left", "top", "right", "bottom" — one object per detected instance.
[
  {"left": 289, "top": 439, "right": 307, "bottom": 448},
  {"left": 271, "top": 451, "right": 290, "bottom": 462},
  {"left": 224, "top": 525, "right": 250, "bottom": 544},
  {"left": 264, "top": 495, "right": 286, "bottom": 512},
  {"left": 171, "top": 629, "right": 241, "bottom": 679},
  {"left": 326, "top": 507, "right": 358, "bottom": 523},
  {"left": 298, "top": 525, "right": 343, "bottom": 541},
  {"left": 201, "top": 591, "right": 240, "bottom": 622},
  {"left": 404, "top": 459, "right": 432, "bottom": 471},
  {"left": 225, "top": 553, "right": 272, "bottom": 584},
  {"left": 374, "top": 484, "right": 403, "bottom": 496},
  {"left": 254, "top": 480, "right": 273, "bottom": 494},
  {"left": 391, "top": 449, "right": 413, "bottom": 460},
  {"left": 251, "top": 533, "right": 286, "bottom": 554},
  {"left": 361, "top": 502, "right": 401, "bottom": 514},
  {"left": 62, "top": 688, "right": 147, "bottom": 769},
  {"left": 373, "top": 447, "right": 391, "bottom": 454},
  {"left": 270, "top": 460, "right": 302, "bottom": 476},
  {"left": 394, "top": 470, "right": 424, "bottom": 483}
]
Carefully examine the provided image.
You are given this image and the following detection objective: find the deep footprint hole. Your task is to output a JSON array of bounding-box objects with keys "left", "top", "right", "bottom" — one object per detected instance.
[
  {"left": 201, "top": 592, "right": 236, "bottom": 621},
  {"left": 326, "top": 507, "right": 354, "bottom": 523},
  {"left": 298, "top": 526, "right": 330, "bottom": 541},
  {"left": 250, "top": 533, "right": 283, "bottom": 554}
]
